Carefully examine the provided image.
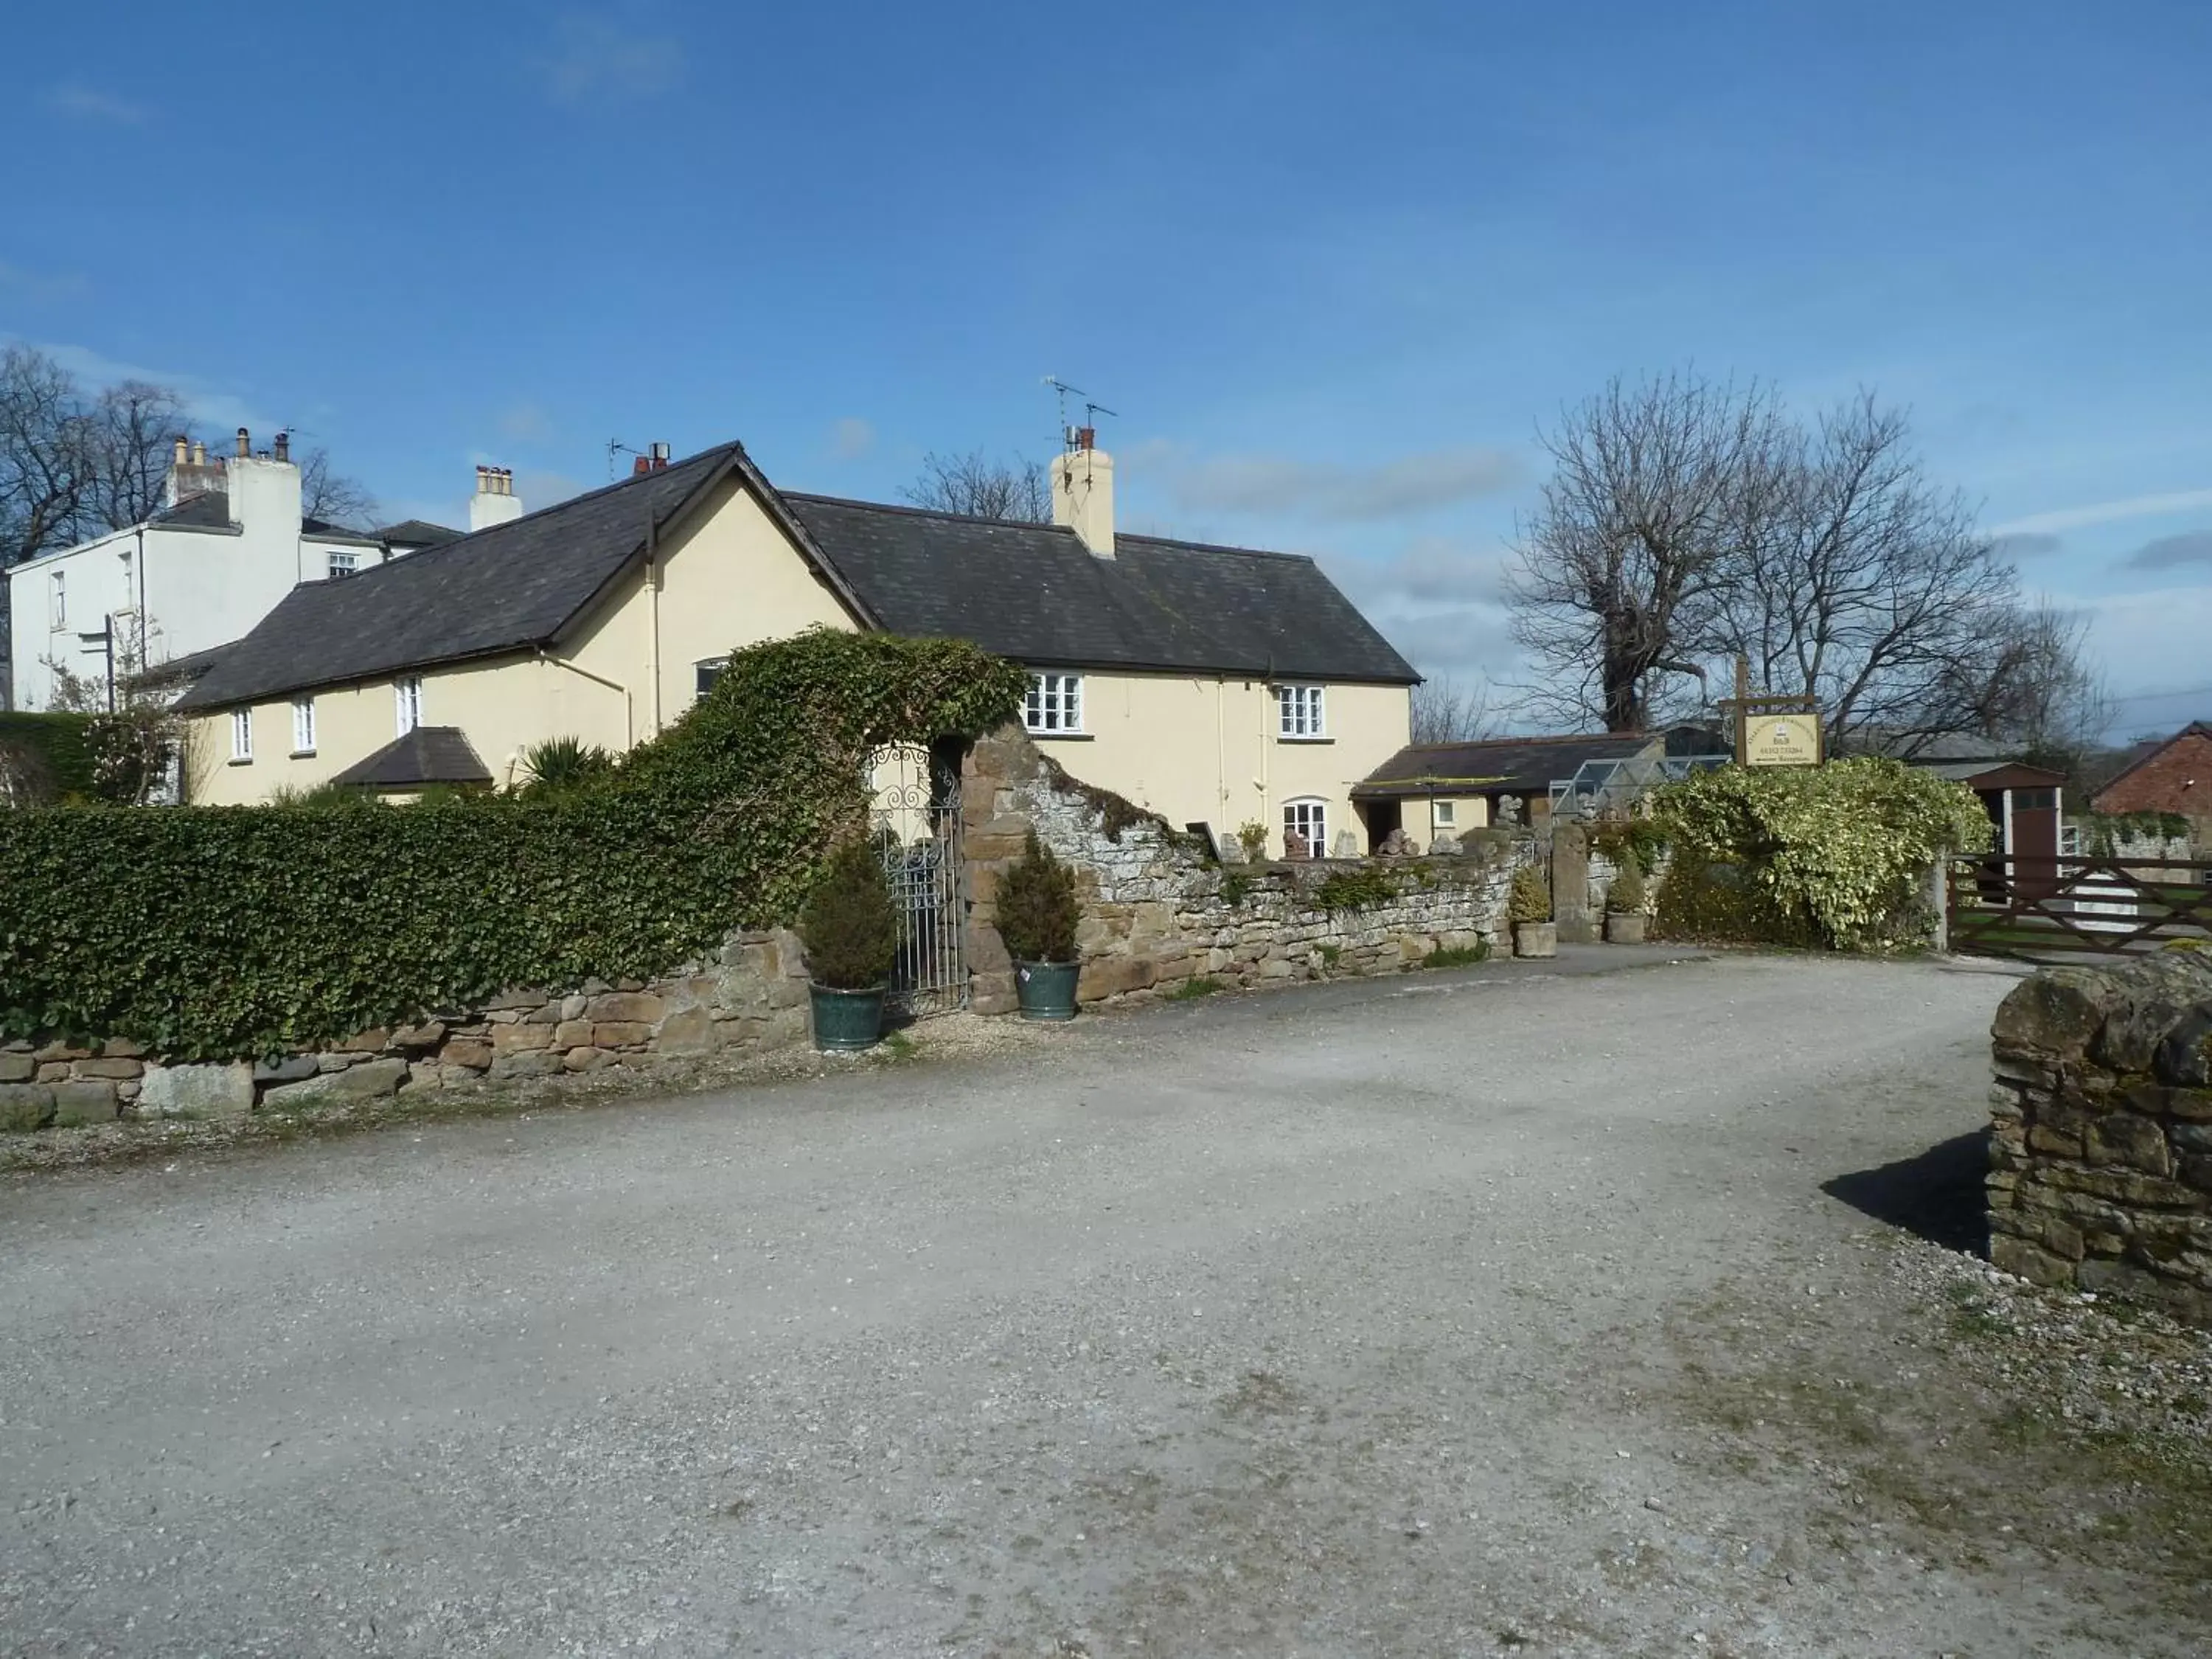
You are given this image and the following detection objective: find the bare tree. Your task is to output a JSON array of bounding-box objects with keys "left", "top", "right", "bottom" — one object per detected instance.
[
  {"left": 80, "top": 380, "right": 192, "bottom": 533},
  {"left": 1411, "top": 674, "right": 1496, "bottom": 745},
  {"left": 1506, "top": 372, "right": 1788, "bottom": 731},
  {"left": 902, "top": 449, "right": 1051, "bottom": 523},
  {"left": 300, "top": 445, "right": 379, "bottom": 529},
  {"left": 1507, "top": 374, "right": 2104, "bottom": 755},
  {"left": 0, "top": 344, "right": 94, "bottom": 568},
  {"left": 1704, "top": 393, "right": 2027, "bottom": 754}
]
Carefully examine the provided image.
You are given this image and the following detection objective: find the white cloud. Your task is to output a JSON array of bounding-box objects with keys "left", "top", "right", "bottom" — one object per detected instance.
[
  {"left": 831, "top": 417, "right": 874, "bottom": 461},
  {"left": 46, "top": 83, "right": 148, "bottom": 124},
  {"left": 28, "top": 339, "right": 266, "bottom": 434},
  {"left": 498, "top": 402, "right": 555, "bottom": 444},
  {"left": 535, "top": 14, "right": 684, "bottom": 107},
  {"left": 1990, "top": 532, "right": 2062, "bottom": 562},
  {"left": 1142, "top": 443, "right": 1521, "bottom": 523},
  {"left": 1991, "top": 488, "right": 2212, "bottom": 538},
  {"left": 0, "top": 261, "right": 87, "bottom": 303},
  {"left": 2065, "top": 581, "right": 2212, "bottom": 717}
]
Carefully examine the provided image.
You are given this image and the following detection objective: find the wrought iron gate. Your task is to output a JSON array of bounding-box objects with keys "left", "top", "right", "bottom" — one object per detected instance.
[{"left": 868, "top": 743, "right": 966, "bottom": 1017}]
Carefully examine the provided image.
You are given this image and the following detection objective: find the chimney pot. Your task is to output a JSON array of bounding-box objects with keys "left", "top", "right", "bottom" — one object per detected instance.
[
  {"left": 1076, "top": 426, "right": 1096, "bottom": 451},
  {"left": 273, "top": 431, "right": 290, "bottom": 463},
  {"left": 235, "top": 427, "right": 250, "bottom": 459},
  {"left": 173, "top": 436, "right": 189, "bottom": 467},
  {"left": 633, "top": 456, "right": 653, "bottom": 476},
  {"left": 191, "top": 440, "right": 206, "bottom": 466}
]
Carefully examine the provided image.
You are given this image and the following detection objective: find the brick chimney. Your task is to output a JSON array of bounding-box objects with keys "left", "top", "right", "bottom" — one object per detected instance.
[
  {"left": 470, "top": 465, "right": 525, "bottom": 532},
  {"left": 1051, "top": 430, "right": 1115, "bottom": 559}
]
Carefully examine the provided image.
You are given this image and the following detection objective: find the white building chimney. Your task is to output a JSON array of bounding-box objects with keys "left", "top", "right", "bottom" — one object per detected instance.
[
  {"left": 470, "top": 465, "right": 525, "bottom": 532},
  {"left": 223, "top": 428, "right": 302, "bottom": 542},
  {"left": 164, "top": 434, "right": 225, "bottom": 508},
  {"left": 1051, "top": 430, "right": 1115, "bottom": 559}
]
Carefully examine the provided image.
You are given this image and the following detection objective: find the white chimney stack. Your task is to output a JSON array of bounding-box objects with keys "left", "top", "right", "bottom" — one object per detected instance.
[
  {"left": 470, "top": 465, "right": 525, "bottom": 532},
  {"left": 1051, "top": 430, "right": 1115, "bottom": 559}
]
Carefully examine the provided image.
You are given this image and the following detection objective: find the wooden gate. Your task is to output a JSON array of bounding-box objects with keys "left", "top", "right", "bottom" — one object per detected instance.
[{"left": 1948, "top": 853, "right": 2212, "bottom": 961}]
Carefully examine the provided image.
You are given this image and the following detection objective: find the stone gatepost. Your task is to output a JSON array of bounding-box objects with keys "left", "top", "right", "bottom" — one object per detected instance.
[{"left": 1551, "top": 822, "right": 1595, "bottom": 943}]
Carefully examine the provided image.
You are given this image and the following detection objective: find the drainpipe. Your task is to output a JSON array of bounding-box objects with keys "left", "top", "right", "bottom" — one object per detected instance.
[
  {"left": 539, "top": 648, "right": 633, "bottom": 751},
  {"left": 1214, "top": 675, "right": 1225, "bottom": 832},
  {"left": 645, "top": 512, "right": 663, "bottom": 737},
  {"left": 1255, "top": 676, "right": 1270, "bottom": 853}
]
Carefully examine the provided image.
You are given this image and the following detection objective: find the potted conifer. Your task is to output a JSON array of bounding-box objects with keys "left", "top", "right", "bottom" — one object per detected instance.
[
  {"left": 1604, "top": 860, "right": 1648, "bottom": 944},
  {"left": 1509, "top": 864, "right": 1557, "bottom": 959},
  {"left": 996, "top": 831, "right": 1082, "bottom": 1020},
  {"left": 800, "top": 841, "right": 900, "bottom": 1051}
]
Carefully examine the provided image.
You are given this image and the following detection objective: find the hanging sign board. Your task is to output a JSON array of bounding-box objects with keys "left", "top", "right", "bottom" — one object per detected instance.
[{"left": 1742, "top": 712, "right": 1823, "bottom": 768}]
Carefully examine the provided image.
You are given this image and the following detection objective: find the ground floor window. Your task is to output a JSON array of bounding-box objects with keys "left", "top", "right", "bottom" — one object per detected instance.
[
  {"left": 1025, "top": 672, "right": 1083, "bottom": 734},
  {"left": 695, "top": 658, "right": 726, "bottom": 700},
  {"left": 1434, "top": 800, "right": 1456, "bottom": 827},
  {"left": 1283, "top": 797, "right": 1327, "bottom": 858}
]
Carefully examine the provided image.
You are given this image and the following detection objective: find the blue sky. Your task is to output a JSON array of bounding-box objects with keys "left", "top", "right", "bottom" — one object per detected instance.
[{"left": 7, "top": 1, "right": 2209, "bottom": 737}]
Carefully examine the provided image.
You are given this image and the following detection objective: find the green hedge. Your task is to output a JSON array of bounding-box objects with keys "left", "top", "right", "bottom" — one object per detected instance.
[
  {"left": 0, "top": 712, "right": 98, "bottom": 799},
  {"left": 1649, "top": 757, "right": 1991, "bottom": 950},
  {"left": 0, "top": 630, "right": 1026, "bottom": 1059}
]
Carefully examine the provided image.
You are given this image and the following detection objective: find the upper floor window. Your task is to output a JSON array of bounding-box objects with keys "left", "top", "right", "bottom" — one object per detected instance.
[
  {"left": 695, "top": 658, "right": 726, "bottom": 700},
  {"left": 1276, "top": 684, "right": 1326, "bottom": 739},
  {"left": 327, "top": 550, "right": 361, "bottom": 580},
  {"left": 229, "top": 707, "right": 254, "bottom": 762},
  {"left": 49, "top": 571, "right": 66, "bottom": 630},
  {"left": 395, "top": 676, "right": 423, "bottom": 737},
  {"left": 1025, "top": 672, "right": 1084, "bottom": 735},
  {"left": 1283, "top": 797, "right": 1327, "bottom": 858},
  {"left": 291, "top": 697, "right": 317, "bottom": 755}
]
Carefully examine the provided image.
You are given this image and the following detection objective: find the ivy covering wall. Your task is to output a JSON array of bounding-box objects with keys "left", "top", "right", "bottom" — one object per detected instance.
[{"left": 0, "top": 630, "right": 1026, "bottom": 1060}]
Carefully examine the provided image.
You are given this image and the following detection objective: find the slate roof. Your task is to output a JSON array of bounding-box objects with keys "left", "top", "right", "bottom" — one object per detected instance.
[
  {"left": 2090, "top": 721, "right": 2212, "bottom": 808},
  {"left": 136, "top": 639, "right": 240, "bottom": 687},
  {"left": 1355, "top": 726, "right": 1728, "bottom": 797},
  {"left": 330, "top": 726, "right": 493, "bottom": 789},
  {"left": 178, "top": 446, "right": 750, "bottom": 710},
  {"left": 377, "top": 518, "right": 462, "bottom": 548},
  {"left": 785, "top": 494, "right": 1417, "bottom": 684},
  {"left": 154, "top": 492, "right": 232, "bottom": 530},
  {"left": 178, "top": 442, "right": 1417, "bottom": 712}
]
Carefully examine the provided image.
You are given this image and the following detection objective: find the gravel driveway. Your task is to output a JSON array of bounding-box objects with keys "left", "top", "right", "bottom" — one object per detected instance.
[{"left": 4, "top": 951, "right": 2208, "bottom": 1657}]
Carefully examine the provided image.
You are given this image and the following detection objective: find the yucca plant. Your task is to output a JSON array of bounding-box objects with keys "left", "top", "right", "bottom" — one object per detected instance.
[{"left": 521, "top": 735, "right": 616, "bottom": 795}]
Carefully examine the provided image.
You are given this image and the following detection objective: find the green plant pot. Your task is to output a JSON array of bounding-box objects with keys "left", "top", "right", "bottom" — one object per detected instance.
[
  {"left": 1605, "top": 911, "right": 1647, "bottom": 945},
  {"left": 1015, "top": 959, "right": 1081, "bottom": 1021},
  {"left": 810, "top": 983, "right": 887, "bottom": 1051}
]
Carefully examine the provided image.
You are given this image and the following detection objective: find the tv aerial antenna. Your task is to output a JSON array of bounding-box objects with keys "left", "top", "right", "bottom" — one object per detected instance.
[{"left": 1043, "top": 377, "right": 1119, "bottom": 451}]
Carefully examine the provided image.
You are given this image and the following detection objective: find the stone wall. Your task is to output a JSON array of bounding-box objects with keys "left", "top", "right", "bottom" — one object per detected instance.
[
  {"left": 1987, "top": 949, "right": 2212, "bottom": 1326},
  {"left": 0, "top": 929, "right": 812, "bottom": 1129},
  {"left": 961, "top": 727, "right": 1512, "bottom": 1015}
]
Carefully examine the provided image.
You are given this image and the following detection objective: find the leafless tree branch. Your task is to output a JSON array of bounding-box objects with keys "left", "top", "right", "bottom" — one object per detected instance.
[
  {"left": 1411, "top": 674, "right": 1498, "bottom": 745},
  {"left": 902, "top": 449, "right": 1051, "bottom": 523}
]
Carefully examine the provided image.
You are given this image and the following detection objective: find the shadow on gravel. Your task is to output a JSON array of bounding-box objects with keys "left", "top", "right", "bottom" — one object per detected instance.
[{"left": 1822, "top": 1130, "right": 1990, "bottom": 1256}]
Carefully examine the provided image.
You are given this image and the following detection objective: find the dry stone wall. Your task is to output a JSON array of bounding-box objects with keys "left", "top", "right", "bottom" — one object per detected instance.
[
  {"left": 961, "top": 728, "right": 1512, "bottom": 1015},
  {"left": 0, "top": 929, "right": 812, "bottom": 1128},
  {"left": 1987, "top": 949, "right": 2212, "bottom": 1326}
]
